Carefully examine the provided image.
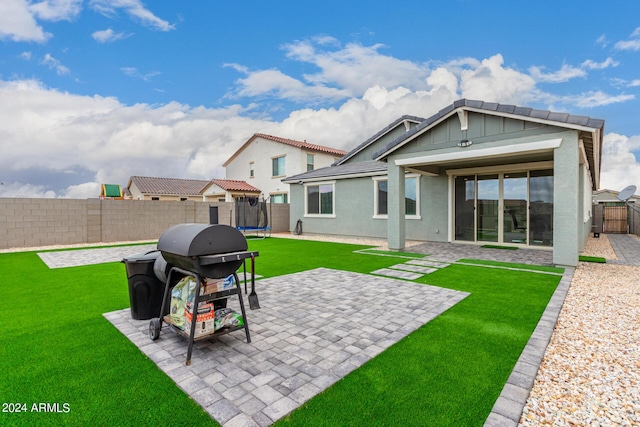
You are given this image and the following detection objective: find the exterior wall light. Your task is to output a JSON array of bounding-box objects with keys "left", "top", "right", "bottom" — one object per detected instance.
[{"left": 457, "top": 139, "right": 473, "bottom": 147}]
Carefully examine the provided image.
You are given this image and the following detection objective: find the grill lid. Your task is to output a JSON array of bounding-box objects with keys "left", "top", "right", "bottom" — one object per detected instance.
[{"left": 157, "top": 223, "right": 248, "bottom": 257}]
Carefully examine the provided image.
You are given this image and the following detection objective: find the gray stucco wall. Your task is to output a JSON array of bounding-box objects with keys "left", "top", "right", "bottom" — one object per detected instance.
[
  {"left": 553, "top": 131, "right": 580, "bottom": 266},
  {"left": 287, "top": 173, "right": 450, "bottom": 244}
]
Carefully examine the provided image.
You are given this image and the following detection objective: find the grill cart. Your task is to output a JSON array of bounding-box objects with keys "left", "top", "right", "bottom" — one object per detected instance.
[{"left": 148, "top": 223, "right": 259, "bottom": 365}]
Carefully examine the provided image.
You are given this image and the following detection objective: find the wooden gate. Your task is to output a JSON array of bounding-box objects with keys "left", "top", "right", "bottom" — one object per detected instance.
[{"left": 603, "top": 206, "right": 628, "bottom": 233}]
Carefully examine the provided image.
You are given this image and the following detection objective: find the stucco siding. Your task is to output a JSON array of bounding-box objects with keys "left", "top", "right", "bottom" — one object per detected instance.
[
  {"left": 553, "top": 132, "right": 580, "bottom": 266},
  {"left": 287, "top": 173, "right": 450, "bottom": 244}
]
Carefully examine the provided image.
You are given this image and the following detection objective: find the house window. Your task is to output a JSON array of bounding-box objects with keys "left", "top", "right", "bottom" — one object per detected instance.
[
  {"left": 305, "top": 182, "right": 335, "bottom": 216},
  {"left": 249, "top": 162, "right": 254, "bottom": 178},
  {"left": 271, "top": 193, "right": 288, "bottom": 204},
  {"left": 272, "top": 156, "right": 285, "bottom": 177},
  {"left": 151, "top": 197, "right": 160, "bottom": 201},
  {"left": 307, "top": 154, "right": 314, "bottom": 171},
  {"left": 373, "top": 175, "right": 420, "bottom": 218}
]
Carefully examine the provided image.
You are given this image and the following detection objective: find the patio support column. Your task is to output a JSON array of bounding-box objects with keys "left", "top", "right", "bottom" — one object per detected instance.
[
  {"left": 553, "top": 133, "right": 579, "bottom": 266},
  {"left": 387, "top": 160, "right": 406, "bottom": 250}
]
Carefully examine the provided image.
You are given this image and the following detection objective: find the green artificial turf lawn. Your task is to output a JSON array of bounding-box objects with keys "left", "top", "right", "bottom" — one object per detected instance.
[
  {"left": 480, "top": 244, "right": 518, "bottom": 250},
  {"left": 0, "top": 238, "right": 562, "bottom": 427},
  {"left": 578, "top": 255, "right": 607, "bottom": 263}
]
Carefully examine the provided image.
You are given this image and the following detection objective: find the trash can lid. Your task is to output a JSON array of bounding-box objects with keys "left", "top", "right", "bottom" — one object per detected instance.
[{"left": 121, "top": 250, "right": 161, "bottom": 263}]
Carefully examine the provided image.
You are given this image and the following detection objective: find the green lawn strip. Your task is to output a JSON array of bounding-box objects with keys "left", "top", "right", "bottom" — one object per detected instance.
[
  {"left": 353, "top": 248, "right": 428, "bottom": 259},
  {"left": 0, "top": 239, "right": 560, "bottom": 426},
  {"left": 480, "top": 244, "right": 518, "bottom": 250},
  {"left": 456, "top": 258, "right": 565, "bottom": 275},
  {"left": 276, "top": 263, "right": 560, "bottom": 426},
  {"left": 578, "top": 255, "right": 607, "bottom": 263}
]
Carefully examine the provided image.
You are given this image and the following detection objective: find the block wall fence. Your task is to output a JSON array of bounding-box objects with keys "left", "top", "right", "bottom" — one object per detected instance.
[{"left": 0, "top": 198, "right": 290, "bottom": 250}]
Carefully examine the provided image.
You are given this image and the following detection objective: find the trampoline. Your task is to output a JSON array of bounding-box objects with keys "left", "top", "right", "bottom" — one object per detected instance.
[{"left": 235, "top": 196, "right": 272, "bottom": 238}]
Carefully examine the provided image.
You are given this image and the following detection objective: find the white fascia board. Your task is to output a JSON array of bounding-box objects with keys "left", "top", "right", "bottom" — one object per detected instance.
[
  {"left": 395, "top": 138, "right": 562, "bottom": 168},
  {"left": 284, "top": 170, "right": 388, "bottom": 183}
]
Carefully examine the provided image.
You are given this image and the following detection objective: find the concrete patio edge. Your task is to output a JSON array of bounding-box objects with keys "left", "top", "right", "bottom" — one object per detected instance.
[{"left": 483, "top": 266, "right": 575, "bottom": 427}]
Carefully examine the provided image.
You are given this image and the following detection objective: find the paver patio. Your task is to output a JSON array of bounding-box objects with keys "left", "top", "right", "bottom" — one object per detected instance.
[{"left": 104, "top": 267, "right": 469, "bottom": 426}]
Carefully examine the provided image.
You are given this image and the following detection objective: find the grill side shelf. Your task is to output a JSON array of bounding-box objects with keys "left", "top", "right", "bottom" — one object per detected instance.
[{"left": 197, "top": 251, "right": 259, "bottom": 266}]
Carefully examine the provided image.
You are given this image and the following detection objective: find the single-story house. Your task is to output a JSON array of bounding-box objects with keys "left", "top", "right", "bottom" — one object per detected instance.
[
  {"left": 126, "top": 176, "right": 261, "bottom": 202},
  {"left": 283, "top": 99, "right": 605, "bottom": 267}
]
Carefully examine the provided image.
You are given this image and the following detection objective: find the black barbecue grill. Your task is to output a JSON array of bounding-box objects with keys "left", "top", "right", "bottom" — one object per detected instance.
[{"left": 149, "top": 223, "right": 259, "bottom": 365}]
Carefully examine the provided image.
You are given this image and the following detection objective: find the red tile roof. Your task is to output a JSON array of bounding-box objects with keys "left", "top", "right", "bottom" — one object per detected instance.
[
  {"left": 211, "top": 179, "right": 260, "bottom": 193},
  {"left": 223, "top": 133, "right": 347, "bottom": 167}
]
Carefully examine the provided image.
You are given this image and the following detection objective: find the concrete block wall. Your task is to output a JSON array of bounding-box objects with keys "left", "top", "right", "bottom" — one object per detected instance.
[
  {"left": 0, "top": 198, "right": 88, "bottom": 248},
  {"left": 0, "top": 198, "right": 290, "bottom": 250}
]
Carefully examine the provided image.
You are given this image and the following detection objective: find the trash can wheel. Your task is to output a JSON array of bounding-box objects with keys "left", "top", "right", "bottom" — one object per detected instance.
[{"left": 149, "top": 318, "right": 161, "bottom": 341}]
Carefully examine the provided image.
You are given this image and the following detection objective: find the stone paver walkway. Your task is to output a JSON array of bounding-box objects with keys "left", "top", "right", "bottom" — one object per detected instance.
[
  {"left": 104, "top": 267, "right": 469, "bottom": 427},
  {"left": 606, "top": 234, "right": 640, "bottom": 266},
  {"left": 38, "top": 244, "right": 157, "bottom": 268},
  {"left": 406, "top": 241, "right": 554, "bottom": 265}
]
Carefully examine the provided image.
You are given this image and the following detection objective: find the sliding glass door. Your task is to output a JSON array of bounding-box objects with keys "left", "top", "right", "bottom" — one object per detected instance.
[
  {"left": 453, "top": 169, "right": 553, "bottom": 247},
  {"left": 477, "top": 175, "right": 499, "bottom": 242},
  {"left": 503, "top": 172, "right": 528, "bottom": 244}
]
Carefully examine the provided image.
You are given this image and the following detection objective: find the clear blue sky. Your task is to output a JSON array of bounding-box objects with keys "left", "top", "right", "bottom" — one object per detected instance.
[{"left": 1, "top": 0, "right": 640, "bottom": 197}]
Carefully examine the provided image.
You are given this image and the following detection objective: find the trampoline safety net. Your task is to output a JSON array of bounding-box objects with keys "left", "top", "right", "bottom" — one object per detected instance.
[{"left": 235, "top": 196, "right": 271, "bottom": 237}]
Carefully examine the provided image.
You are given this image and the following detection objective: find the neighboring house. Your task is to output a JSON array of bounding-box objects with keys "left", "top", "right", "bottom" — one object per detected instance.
[
  {"left": 223, "top": 133, "right": 347, "bottom": 204},
  {"left": 126, "top": 176, "right": 260, "bottom": 201},
  {"left": 592, "top": 188, "right": 639, "bottom": 234},
  {"left": 592, "top": 188, "right": 639, "bottom": 206},
  {"left": 284, "top": 99, "right": 605, "bottom": 267}
]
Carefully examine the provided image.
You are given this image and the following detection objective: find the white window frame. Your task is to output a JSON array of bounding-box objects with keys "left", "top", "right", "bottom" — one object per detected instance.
[
  {"left": 306, "top": 153, "right": 314, "bottom": 172},
  {"left": 304, "top": 180, "right": 336, "bottom": 218},
  {"left": 272, "top": 155, "right": 286, "bottom": 178},
  {"left": 372, "top": 174, "right": 421, "bottom": 220}
]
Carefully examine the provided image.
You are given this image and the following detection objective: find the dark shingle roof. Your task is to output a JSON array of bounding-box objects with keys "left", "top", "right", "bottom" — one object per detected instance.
[
  {"left": 334, "top": 115, "right": 425, "bottom": 166},
  {"left": 282, "top": 160, "right": 387, "bottom": 183},
  {"left": 373, "top": 99, "right": 605, "bottom": 160}
]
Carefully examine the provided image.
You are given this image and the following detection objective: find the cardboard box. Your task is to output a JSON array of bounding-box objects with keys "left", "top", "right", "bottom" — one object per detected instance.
[
  {"left": 203, "top": 275, "right": 235, "bottom": 294},
  {"left": 184, "top": 301, "right": 215, "bottom": 338}
]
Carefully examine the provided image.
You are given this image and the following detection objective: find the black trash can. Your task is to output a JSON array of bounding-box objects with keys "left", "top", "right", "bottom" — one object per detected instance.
[{"left": 122, "top": 251, "right": 165, "bottom": 320}]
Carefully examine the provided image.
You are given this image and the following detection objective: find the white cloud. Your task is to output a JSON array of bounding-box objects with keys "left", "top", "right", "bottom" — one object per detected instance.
[
  {"left": 552, "top": 91, "right": 635, "bottom": 108},
  {"left": 19, "top": 51, "right": 33, "bottom": 60},
  {"left": 92, "top": 28, "right": 130, "bottom": 43},
  {"left": 600, "top": 133, "right": 640, "bottom": 192},
  {"left": 581, "top": 57, "right": 619, "bottom": 70},
  {"left": 230, "top": 68, "right": 349, "bottom": 103},
  {"left": 1, "top": 44, "right": 638, "bottom": 198},
  {"left": 460, "top": 54, "right": 538, "bottom": 104},
  {"left": 89, "top": 0, "right": 175, "bottom": 31},
  {"left": 41, "top": 53, "right": 70, "bottom": 75},
  {"left": 120, "top": 67, "right": 160, "bottom": 82},
  {"left": 0, "top": 182, "right": 56, "bottom": 198},
  {"left": 529, "top": 63, "right": 587, "bottom": 83},
  {"left": 0, "top": 0, "right": 51, "bottom": 42},
  {"left": 29, "top": 0, "right": 82, "bottom": 21},
  {"left": 614, "top": 27, "right": 640, "bottom": 51},
  {"left": 283, "top": 39, "right": 429, "bottom": 95}
]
